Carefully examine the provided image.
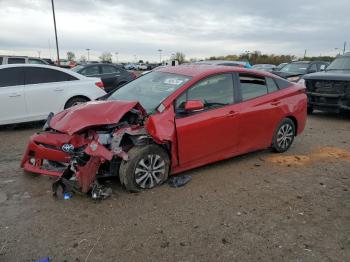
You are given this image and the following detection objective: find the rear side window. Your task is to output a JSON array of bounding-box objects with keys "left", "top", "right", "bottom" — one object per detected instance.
[
  {"left": 239, "top": 74, "right": 267, "bottom": 101},
  {"left": 0, "top": 67, "right": 25, "bottom": 87},
  {"left": 24, "top": 67, "right": 77, "bottom": 85},
  {"left": 101, "top": 65, "right": 119, "bottom": 74},
  {"left": 274, "top": 78, "right": 291, "bottom": 89},
  {"left": 8, "top": 58, "right": 25, "bottom": 64},
  {"left": 266, "top": 77, "right": 279, "bottom": 93},
  {"left": 81, "top": 66, "right": 99, "bottom": 76}
]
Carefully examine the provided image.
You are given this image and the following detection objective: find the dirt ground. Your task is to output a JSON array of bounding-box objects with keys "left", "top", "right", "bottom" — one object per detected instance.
[{"left": 0, "top": 112, "right": 349, "bottom": 262}]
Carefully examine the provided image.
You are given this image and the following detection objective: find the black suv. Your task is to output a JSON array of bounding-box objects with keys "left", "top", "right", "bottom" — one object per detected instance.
[
  {"left": 301, "top": 53, "right": 350, "bottom": 114},
  {"left": 72, "top": 63, "right": 136, "bottom": 92},
  {"left": 273, "top": 61, "right": 329, "bottom": 82}
]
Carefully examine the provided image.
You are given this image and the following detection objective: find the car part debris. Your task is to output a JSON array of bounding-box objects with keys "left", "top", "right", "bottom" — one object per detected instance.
[
  {"left": 168, "top": 174, "right": 192, "bottom": 188},
  {"left": 91, "top": 182, "right": 112, "bottom": 200}
]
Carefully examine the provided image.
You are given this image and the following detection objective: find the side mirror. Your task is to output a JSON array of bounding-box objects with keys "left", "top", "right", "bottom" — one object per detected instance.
[{"left": 184, "top": 100, "right": 204, "bottom": 112}]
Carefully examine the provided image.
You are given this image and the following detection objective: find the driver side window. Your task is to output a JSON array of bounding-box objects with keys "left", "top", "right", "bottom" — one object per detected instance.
[{"left": 175, "top": 74, "right": 234, "bottom": 111}]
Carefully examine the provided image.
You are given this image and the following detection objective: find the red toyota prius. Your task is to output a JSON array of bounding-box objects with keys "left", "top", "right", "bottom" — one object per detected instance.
[{"left": 21, "top": 65, "right": 307, "bottom": 193}]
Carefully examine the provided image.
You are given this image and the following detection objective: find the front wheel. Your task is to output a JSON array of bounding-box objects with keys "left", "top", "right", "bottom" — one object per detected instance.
[
  {"left": 272, "top": 118, "right": 295, "bottom": 153},
  {"left": 119, "top": 144, "right": 170, "bottom": 192}
]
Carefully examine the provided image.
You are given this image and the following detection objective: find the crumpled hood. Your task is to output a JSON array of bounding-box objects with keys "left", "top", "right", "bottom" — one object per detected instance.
[{"left": 50, "top": 100, "right": 146, "bottom": 135}]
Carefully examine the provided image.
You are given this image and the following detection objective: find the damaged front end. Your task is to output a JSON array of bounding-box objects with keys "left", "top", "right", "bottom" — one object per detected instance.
[{"left": 21, "top": 100, "right": 157, "bottom": 199}]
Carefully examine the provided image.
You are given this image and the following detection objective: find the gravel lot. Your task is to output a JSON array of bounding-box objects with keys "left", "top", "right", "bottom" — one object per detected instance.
[{"left": 0, "top": 112, "right": 349, "bottom": 262}]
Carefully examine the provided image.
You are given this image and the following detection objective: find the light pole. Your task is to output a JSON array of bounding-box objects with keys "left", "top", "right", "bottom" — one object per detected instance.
[
  {"left": 86, "top": 48, "right": 90, "bottom": 62},
  {"left": 158, "top": 49, "right": 162, "bottom": 64},
  {"left": 115, "top": 52, "right": 119, "bottom": 63},
  {"left": 51, "top": 0, "right": 60, "bottom": 65}
]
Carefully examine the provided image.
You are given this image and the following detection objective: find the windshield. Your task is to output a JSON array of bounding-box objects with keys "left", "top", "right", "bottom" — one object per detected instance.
[
  {"left": 326, "top": 57, "right": 350, "bottom": 70},
  {"left": 107, "top": 71, "right": 191, "bottom": 114},
  {"left": 280, "top": 63, "right": 308, "bottom": 74}
]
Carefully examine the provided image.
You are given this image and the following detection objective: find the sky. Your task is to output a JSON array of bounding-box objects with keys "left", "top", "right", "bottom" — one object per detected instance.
[{"left": 0, "top": 0, "right": 349, "bottom": 62}]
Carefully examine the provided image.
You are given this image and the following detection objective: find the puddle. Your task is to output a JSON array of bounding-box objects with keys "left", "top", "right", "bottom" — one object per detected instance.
[{"left": 266, "top": 147, "right": 350, "bottom": 166}]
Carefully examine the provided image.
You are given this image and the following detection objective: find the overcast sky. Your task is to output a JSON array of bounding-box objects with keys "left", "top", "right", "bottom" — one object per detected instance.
[{"left": 0, "top": 0, "right": 349, "bottom": 62}]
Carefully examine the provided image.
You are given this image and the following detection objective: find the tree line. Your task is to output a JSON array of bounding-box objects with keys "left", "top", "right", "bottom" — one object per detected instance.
[{"left": 64, "top": 50, "right": 335, "bottom": 65}]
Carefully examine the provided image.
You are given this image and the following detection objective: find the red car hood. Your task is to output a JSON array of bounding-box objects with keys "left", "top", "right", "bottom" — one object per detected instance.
[{"left": 50, "top": 100, "right": 146, "bottom": 135}]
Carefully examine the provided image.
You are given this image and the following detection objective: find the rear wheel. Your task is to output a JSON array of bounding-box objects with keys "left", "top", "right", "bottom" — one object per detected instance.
[
  {"left": 119, "top": 144, "right": 170, "bottom": 192},
  {"left": 64, "top": 97, "right": 89, "bottom": 109},
  {"left": 272, "top": 118, "right": 295, "bottom": 153}
]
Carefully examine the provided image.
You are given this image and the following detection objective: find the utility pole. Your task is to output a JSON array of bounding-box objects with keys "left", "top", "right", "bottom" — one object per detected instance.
[
  {"left": 304, "top": 49, "right": 307, "bottom": 58},
  {"left": 343, "top": 41, "right": 347, "bottom": 55},
  {"left": 51, "top": 0, "right": 60, "bottom": 65},
  {"left": 158, "top": 49, "right": 162, "bottom": 64}
]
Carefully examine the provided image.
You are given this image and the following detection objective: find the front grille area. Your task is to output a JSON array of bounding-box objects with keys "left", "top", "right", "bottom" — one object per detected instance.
[{"left": 307, "top": 80, "right": 350, "bottom": 94}]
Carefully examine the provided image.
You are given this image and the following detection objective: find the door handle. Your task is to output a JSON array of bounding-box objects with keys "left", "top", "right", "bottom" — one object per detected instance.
[
  {"left": 227, "top": 110, "right": 238, "bottom": 117},
  {"left": 270, "top": 100, "right": 281, "bottom": 106},
  {"left": 54, "top": 88, "right": 64, "bottom": 91},
  {"left": 9, "top": 93, "right": 21, "bottom": 97}
]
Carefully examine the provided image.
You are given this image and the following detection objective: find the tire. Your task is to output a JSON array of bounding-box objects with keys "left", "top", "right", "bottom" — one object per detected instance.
[
  {"left": 65, "top": 97, "right": 89, "bottom": 109},
  {"left": 272, "top": 118, "right": 296, "bottom": 153},
  {"left": 119, "top": 144, "right": 170, "bottom": 192},
  {"left": 307, "top": 106, "right": 314, "bottom": 114}
]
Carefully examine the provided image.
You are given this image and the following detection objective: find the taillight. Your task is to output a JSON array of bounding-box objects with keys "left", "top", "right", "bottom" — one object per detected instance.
[{"left": 95, "top": 81, "right": 104, "bottom": 89}]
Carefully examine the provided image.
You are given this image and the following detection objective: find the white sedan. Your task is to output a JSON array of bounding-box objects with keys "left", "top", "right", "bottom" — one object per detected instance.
[{"left": 0, "top": 64, "right": 106, "bottom": 125}]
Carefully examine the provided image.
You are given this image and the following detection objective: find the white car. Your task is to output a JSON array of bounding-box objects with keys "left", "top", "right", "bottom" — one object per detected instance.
[
  {"left": 136, "top": 63, "right": 148, "bottom": 70},
  {"left": 0, "top": 64, "right": 106, "bottom": 125}
]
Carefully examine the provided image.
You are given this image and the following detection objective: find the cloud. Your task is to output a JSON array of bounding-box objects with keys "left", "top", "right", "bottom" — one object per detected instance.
[{"left": 0, "top": 0, "right": 348, "bottom": 61}]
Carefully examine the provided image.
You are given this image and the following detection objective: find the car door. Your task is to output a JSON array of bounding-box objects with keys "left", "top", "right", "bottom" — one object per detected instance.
[
  {"left": 24, "top": 67, "right": 77, "bottom": 119},
  {"left": 100, "top": 65, "right": 121, "bottom": 90},
  {"left": 0, "top": 67, "right": 27, "bottom": 124},
  {"left": 174, "top": 73, "right": 240, "bottom": 166},
  {"left": 236, "top": 74, "right": 284, "bottom": 154}
]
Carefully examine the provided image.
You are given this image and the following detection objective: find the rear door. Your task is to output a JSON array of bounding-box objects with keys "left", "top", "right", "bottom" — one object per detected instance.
[
  {"left": 100, "top": 65, "right": 121, "bottom": 89},
  {"left": 24, "top": 67, "right": 78, "bottom": 119},
  {"left": 0, "top": 67, "right": 27, "bottom": 124},
  {"left": 175, "top": 73, "right": 240, "bottom": 166},
  {"left": 236, "top": 74, "right": 284, "bottom": 153}
]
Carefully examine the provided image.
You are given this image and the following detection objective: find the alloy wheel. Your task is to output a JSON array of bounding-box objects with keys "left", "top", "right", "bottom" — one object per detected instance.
[
  {"left": 134, "top": 154, "right": 166, "bottom": 189},
  {"left": 276, "top": 123, "right": 294, "bottom": 150}
]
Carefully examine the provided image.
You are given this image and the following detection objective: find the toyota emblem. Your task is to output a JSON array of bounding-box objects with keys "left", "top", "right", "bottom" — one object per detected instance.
[{"left": 61, "top": 144, "right": 74, "bottom": 153}]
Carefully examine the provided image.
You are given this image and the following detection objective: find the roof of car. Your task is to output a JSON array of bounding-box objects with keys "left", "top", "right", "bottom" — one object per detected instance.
[
  {"left": 156, "top": 64, "right": 274, "bottom": 78},
  {"left": 0, "top": 64, "right": 86, "bottom": 79}
]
